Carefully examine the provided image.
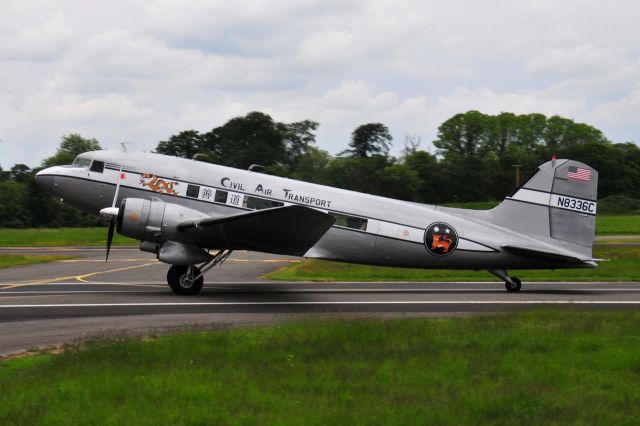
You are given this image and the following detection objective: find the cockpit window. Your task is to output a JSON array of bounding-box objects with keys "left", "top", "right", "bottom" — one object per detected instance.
[
  {"left": 72, "top": 156, "right": 92, "bottom": 168},
  {"left": 90, "top": 161, "right": 105, "bottom": 173}
]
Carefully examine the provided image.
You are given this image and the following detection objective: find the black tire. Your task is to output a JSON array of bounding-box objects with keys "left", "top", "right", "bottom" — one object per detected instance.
[
  {"left": 167, "top": 265, "right": 204, "bottom": 295},
  {"left": 505, "top": 277, "right": 522, "bottom": 293}
]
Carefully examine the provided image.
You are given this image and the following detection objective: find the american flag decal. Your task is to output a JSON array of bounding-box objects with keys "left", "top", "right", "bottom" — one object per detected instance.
[{"left": 567, "top": 166, "right": 591, "bottom": 182}]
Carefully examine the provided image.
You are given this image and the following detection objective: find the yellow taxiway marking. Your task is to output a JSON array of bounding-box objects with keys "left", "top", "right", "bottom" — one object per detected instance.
[
  {"left": 0, "top": 257, "right": 296, "bottom": 290},
  {"left": 0, "top": 262, "right": 160, "bottom": 290},
  {"left": 74, "top": 262, "right": 159, "bottom": 283}
]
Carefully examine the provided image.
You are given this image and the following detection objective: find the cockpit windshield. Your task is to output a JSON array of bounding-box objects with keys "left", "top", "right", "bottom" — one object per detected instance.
[{"left": 72, "top": 156, "right": 92, "bottom": 168}]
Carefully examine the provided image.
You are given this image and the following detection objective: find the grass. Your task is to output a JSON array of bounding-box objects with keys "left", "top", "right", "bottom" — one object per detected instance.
[
  {"left": 0, "top": 255, "right": 74, "bottom": 269},
  {"left": 0, "top": 228, "right": 137, "bottom": 246},
  {"left": 594, "top": 215, "right": 640, "bottom": 235},
  {"left": 0, "top": 311, "right": 639, "bottom": 425},
  {"left": 267, "top": 245, "right": 640, "bottom": 282}
]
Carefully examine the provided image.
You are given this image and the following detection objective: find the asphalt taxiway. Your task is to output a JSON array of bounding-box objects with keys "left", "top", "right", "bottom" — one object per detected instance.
[{"left": 1, "top": 246, "right": 638, "bottom": 357}]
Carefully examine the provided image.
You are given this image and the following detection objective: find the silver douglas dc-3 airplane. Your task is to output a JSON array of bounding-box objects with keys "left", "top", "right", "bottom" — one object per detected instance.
[{"left": 36, "top": 151, "right": 599, "bottom": 295}]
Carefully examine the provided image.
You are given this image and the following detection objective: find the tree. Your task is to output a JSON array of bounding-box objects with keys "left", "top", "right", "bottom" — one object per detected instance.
[
  {"left": 327, "top": 155, "right": 393, "bottom": 196},
  {"left": 10, "top": 164, "right": 31, "bottom": 183},
  {"left": 279, "top": 120, "right": 319, "bottom": 170},
  {"left": 342, "top": 123, "right": 392, "bottom": 158},
  {"left": 434, "top": 111, "right": 489, "bottom": 159},
  {"left": 0, "top": 180, "right": 28, "bottom": 227},
  {"left": 290, "top": 147, "right": 332, "bottom": 184},
  {"left": 155, "top": 130, "right": 210, "bottom": 161},
  {"left": 403, "top": 150, "right": 443, "bottom": 204},
  {"left": 42, "top": 134, "right": 101, "bottom": 167},
  {"left": 206, "top": 111, "right": 288, "bottom": 170}
]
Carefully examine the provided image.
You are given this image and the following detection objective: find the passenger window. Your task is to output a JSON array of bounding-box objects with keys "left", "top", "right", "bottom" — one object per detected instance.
[
  {"left": 329, "top": 212, "right": 368, "bottom": 231},
  {"left": 90, "top": 161, "right": 104, "bottom": 173},
  {"left": 186, "top": 184, "right": 200, "bottom": 198},
  {"left": 243, "top": 196, "right": 284, "bottom": 210},
  {"left": 214, "top": 190, "right": 228, "bottom": 203}
]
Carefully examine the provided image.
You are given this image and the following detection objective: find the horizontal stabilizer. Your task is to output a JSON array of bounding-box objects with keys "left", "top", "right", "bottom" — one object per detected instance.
[
  {"left": 502, "top": 243, "right": 589, "bottom": 263},
  {"left": 178, "top": 205, "right": 335, "bottom": 256}
]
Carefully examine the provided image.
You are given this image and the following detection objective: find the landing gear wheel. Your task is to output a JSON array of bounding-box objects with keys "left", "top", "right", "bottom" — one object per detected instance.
[
  {"left": 505, "top": 277, "right": 522, "bottom": 293},
  {"left": 167, "top": 265, "right": 203, "bottom": 295}
]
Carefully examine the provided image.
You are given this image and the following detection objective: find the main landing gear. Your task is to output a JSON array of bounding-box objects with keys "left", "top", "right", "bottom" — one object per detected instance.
[
  {"left": 167, "top": 249, "right": 233, "bottom": 295},
  {"left": 488, "top": 269, "right": 522, "bottom": 293}
]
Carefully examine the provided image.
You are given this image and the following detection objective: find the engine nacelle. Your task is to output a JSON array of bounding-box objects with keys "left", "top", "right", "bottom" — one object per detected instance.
[{"left": 116, "top": 197, "right": 208, "bottom": 243}]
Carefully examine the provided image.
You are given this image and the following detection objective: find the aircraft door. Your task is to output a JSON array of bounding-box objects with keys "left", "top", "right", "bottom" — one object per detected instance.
[{"left": 374, "top": 221, "right": 399, "bottom": 262}]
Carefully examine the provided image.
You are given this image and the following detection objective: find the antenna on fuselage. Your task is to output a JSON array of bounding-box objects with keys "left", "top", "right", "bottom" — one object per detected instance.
[{"left": 120, "top": 142, "right": 129, "bottom": 152}]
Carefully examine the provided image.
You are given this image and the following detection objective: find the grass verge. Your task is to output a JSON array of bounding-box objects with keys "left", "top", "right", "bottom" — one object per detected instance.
[
  {"left": 0, "top": 228, "right": 136, "bottom": 246},
  {"left": 1, "top": 311, "right": 639, "bottom": 424},
  {"left": 0, "top": 255, "right": 74, "bottom": 269},
  {"left": 594, "top": 215, "right": 640, "bottom": 235},
  {"left": 267, "top": 245, "right": 640, "bottom": 282}
]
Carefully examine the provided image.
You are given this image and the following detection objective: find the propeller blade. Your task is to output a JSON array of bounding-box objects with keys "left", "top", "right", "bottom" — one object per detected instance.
[{"left": 106, "top": 217, "right": 115, "bottom": 262}]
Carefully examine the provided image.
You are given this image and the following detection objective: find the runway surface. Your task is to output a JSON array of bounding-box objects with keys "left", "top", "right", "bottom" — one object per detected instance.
[{"left": 1, "top": 246, "right": 639, "bottom": 357}]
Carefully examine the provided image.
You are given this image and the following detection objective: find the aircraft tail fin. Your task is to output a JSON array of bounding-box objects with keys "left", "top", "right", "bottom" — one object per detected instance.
[{"left": 488, "top": 159, "right": 598, "bottom": 257}]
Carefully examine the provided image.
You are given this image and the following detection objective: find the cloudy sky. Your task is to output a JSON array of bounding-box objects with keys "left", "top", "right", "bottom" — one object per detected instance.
[{"left": 1, "top": 0, "right": 639, "bottom": 169}]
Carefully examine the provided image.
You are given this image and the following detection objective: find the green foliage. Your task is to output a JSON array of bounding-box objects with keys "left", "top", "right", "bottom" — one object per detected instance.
[
  {"left": 209, "top": 111, "right": 287, "bottom": 169},
  {"left": 290, "top": 147, "right": 332, "bottom": 184},
  {"left": 0, "top": 180, "right": 28, "bottom": 227},
  {"left": 598, "top": 195, "right": 640, "bottom": 215},
  {"left": 342, "top": 122, "right": 393, "bottom": 158},
  {"left": 154, "top": 130, "right": 211, "bottom": 161},
  {"left": 1, "top": 311, "right": 639, "bottom": 424},
  {"left": 42, "top": 134, "right": 101, "bottom": 167}
]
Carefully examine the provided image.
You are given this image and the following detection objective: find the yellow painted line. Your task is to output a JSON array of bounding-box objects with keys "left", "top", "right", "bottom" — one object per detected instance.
[
  {"left": 75, "top": 262, "right": 159, "bottom": 283},
  {"left": 0, "top": 262, "right": 160, "bottom": 290}
]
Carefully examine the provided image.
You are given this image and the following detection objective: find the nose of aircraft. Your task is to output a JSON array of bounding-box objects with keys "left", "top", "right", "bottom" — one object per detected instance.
[{"left": 35, "top": 168, "right": 57, "bottom": 193}]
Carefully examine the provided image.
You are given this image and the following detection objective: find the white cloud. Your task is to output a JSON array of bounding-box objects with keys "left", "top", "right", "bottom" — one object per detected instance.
[{"left": 526, "top": 45, "right": 629, "bottom": 76}]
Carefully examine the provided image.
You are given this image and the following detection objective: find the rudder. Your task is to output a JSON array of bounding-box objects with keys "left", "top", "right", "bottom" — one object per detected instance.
[{"left": 489, "top": 159, "right": 598, "bottom": 255}]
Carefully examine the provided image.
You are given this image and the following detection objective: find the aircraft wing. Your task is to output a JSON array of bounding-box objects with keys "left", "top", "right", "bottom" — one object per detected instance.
[{"left": 177, "top": 205, "right": 336, "bottom": 256}]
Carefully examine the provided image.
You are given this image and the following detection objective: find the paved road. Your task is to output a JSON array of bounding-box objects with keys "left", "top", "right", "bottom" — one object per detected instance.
[{"left": 1, "top": 246, "right": 638, "bottom": 357}]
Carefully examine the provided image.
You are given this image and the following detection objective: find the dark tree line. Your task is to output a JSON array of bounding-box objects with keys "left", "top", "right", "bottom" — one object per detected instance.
[{"left": 1, "top": 111, "right": 639, "bottom": 227}]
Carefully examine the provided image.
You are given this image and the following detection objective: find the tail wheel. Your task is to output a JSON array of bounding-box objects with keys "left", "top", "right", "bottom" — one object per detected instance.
[
  {"left": 167, "top": 265, "right": 204, "bottom": 295},
  {"left": 505, "top": 277, "right": 522, "bottom": 293}
]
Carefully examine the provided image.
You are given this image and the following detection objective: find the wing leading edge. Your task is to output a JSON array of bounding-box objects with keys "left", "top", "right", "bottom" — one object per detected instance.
[{"left": 177, "top": 205, "right": 336, "bottom": 256}]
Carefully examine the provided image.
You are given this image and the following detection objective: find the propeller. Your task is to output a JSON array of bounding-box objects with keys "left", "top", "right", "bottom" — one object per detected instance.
[
  {"left": 106, "top": 217, "right": 115, "bottom": 262},
  {"left": 101, "top": 165, "right": 124, "bottom": 262}
]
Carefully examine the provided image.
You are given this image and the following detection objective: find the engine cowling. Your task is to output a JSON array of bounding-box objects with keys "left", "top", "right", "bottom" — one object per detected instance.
[{"left": 116, "top": 197, "right": 208, "bottom": 243}]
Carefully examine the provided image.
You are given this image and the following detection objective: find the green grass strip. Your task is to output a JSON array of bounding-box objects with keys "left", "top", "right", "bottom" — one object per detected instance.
[
  {"left": 0, "top": 255, "right": 75, "bottom": 269},
  {"left": 0, "top": 228, "right": 137, "bottom": 246},
  {"left": 595, "top": 215, "right": 640, "bottom": 235},
  {"left": 1, "top": 311, "right": 639, "bottom": 424},
  {"left": 267, "top": 245, "right": 640, "bottom": 282}
]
